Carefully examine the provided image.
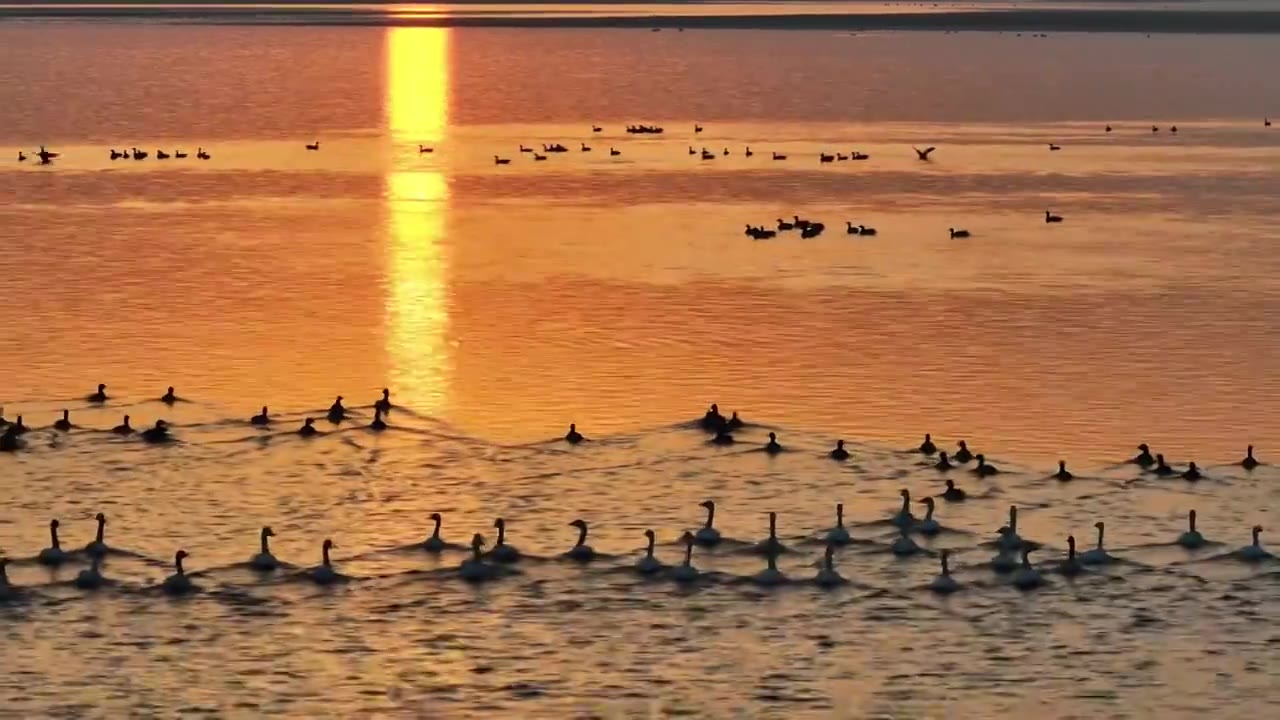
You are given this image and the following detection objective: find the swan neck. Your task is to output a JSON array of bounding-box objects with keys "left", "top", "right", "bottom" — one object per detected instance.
[
  {"left": 175, "top": 556, "right": 185, "bottom": 575},
  {"left": 497, "top": 523, "right": 506, "bottom": 545},
  {"left": 96, "top": 521, "right": 105, "bottom": 543},
  {"left": 261, "top": 532, "right": 270, "bottom": 554},
  {"left": 836, "top": 505, "right": 844, "bottom": 527},
  {"left": 51, "top": 526, "right": 60, "bottom": 549},
  {"left": 704, "top": 505, "right": 715, "bottom": 529},
  {"left": 925, "top": 503, "right": 935, "bottom": 521},
  {"left": 646, "top": 535, "right": 655, "bottom": 557},
  {"left": 576, "top": 525, "right": 587, "bottom": 547},
  {"left": 900, "top": 495, "right": 909, "bottom": 513},
  {"left": 322, "top": 546, "right": 331, "bottom": 567},
  {"left": 683, "top": 542, "right": 693, "bottom": 566},
  {"left": 432, "top": 516, "right": 442, "bottom": 538}
]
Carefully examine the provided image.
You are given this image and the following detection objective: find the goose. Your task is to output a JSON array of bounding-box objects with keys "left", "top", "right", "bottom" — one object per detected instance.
[
  {"left": 999, "top": 506, "right": 1023, "bottom": 550},
  {"left": 701, "top": 149, "right": 715, "bottom": 160},
  {"left": 610, "top": 148, "right": 621, "bottom": 156},
  {"left": 825, "top": 503, "right": 851, "bottom": 545},
  {"left": 1237, "top": 526, "right": 1272, "bottom": 561},
  {"left": 1079, "top": 521, "right": 1113, "bottom": 565},
  {"left": 494, "top": 156, "right": 510, "bottom": 165},
  {"left": 1242, "top": 445, "right": 1260, "bottom": 470},
  {"left": 1058, "top": 536, "right": 1083, "bottom": 576},
  {"left": 75, "top": 554, "right": 107, "bottom": 590},
  {"left": 916, "top": 497, "right": 941, "bottom": 536},
  {"left": 754, "top": 512, "right": 787, "bottom": 556},
  {"left": 53, "top": 409, "right": 73, "bottom": 431},
  {"left": 814, "top": 544, "right": 846, "bottom": 587},
  {"left": 375, "top": 388, "right": 393, "bottom": 414},
  {"left": 1105, "top": 124, "right": 1112, "bottom": 132},
  {"left": 17, "top": 151, "right": 26, "bottom": 162},
  {"left": 836, "top": 153, "right": 848, "bottom": 161},
  {"left": 694, "top": 124, "right": 703, "bottom": 133},
  {"left": 1053, "top": 460, "right": 1073, "bottom": 481},
  {"left": 369, "top": 408, "right": 387, "bottom": 431},
  {"left": 564, "top": 423, "right": 584, "bottom": 444},
  {"left": 830, "top": 439, "right": 849, "bottom": 461},
  {"left": 891, "top": 525, "right": 921, "bottom": 556},
  {"left": 298, "top": 418, "right": 318, "bottom": 437},
  {"left": 722, "top": 148, "right": 729, "bottom": 156},
  {"left": 776, "top": 218, "right": 794, "bottom": 231},
  {"left": 973, "top": 454, "right": 999, "bottom": 476},
  {"left": 846, "top": 222, "right": 860, "bottom": 235},
  {"left": 141, "top": 420, "right": 171, "bottom": 444},
  {"left": 308, "top": 539, "right": 340, "bottom": 585},
  {"left": 0, "top": 558, "right": 14, "bottom": 600},
  {"left": 953, "top": 441, "right": 973, "bottom": 464},
  {"left": 85, "top": 513, "right": 109, "bottom": 557},
  {"left": 416, "top": 144, "right": 435, "bottom": 154},
  {"left": 934, "top": 451, "right": 953, "bottom": 471},
  {"left": 792, "top": 215, "right": 811, "bottom": 230},
  {"left": 1048, "top": 143, "right": 1061, "bottom": 151},
  {"left": 112, "top": 415, "right": 134, "bottom": 435},
  {"left": 635, "top": 529, "right": 664, "bottom": 575},
  {"left": 581, "top": 143, "right": 591, "bottom": 152},
  {"left": 726, "top": 411, "right": 743, "bottom": 430},
  {"left": 12, "top": 416, "right": 28, "bottom": 435},
  {"left": 161, "top": 386, "right": 177, "bottom": 404},
  {"left": 533, "top": 153, "right": 547, "bottom": 161},
  {"left": 941, "top": 479, "right": 967, "bottom": 502},
  {"left": 1152, "top": 125, "right": 1159, "bottom": 133},
  {"left": 422, "top": 512, "right": 448, "bottom": 552},
  {"left": 919, "top": 434, "right": 937, "bottom": 454},
  {"left": 1177, "top": 510, "right": 1206, "bottom": 549},
  {"left": 694, "top": 500, "right": 721, "bottom": 546},
  {"left": 1045, "top": 210, "right": 1064, "bottom": 223},
  {"left": 673, "top": 532, "right": 700, "bottom": 584},
  {"left": 174, "top": 150, "right": 188, "bottom": 159},
  {"left": 990, "top": 529, "right": 1019, "bottom": 573},
  {"left": 700, "top": 403, "right": 725, "bottom": 430},
  {"left": 38, "top": 519, "right": 69, "bottom": 566},
  {"left": 1181, "top": 462, "right": 1202, "bottom": 481},
  {"left": 564, "top": 519, "right": 596, "bottom": 561},
  {"left": 326, "top": 396, "right": 346, "bottom": 423},
  {"left": 929, "top": 550, "right": 959, "bottom": 594},
  {"left": 891, "top": 489, "right": 916, "bottom": 528},
  {"left": 250, "top": 527, "right": 278, "bottom": 571},
  {"left": 688, "top": 146, "right": 696, "bottom": 155},
  {"left": 772, "top": 152, "right": 787, "bottom": 161},
  {"left": 305, "top": 141, "right": 320, "bottom": 151},
  {"left": 460, "top": 534, "right": 497, "bottom": 582},
  {"left": 1012, "top": 548, "right": 1044, "bottom": 589},
  {"left": 130, "top": 148, "right": 146, "bottom": 160},
  {"left": 1151, "top": 454, "right": 1173, "bottom": 476},
  {"left": 488, "top": 518, "right": 521, "bottom": 563},
  {"left": 819, "top": 152, "right": 835, "bottom": 163},
  {"left": 250, "top": 406, "right": 270, "bottom": 426},
  {"left": 745, "top": 147, "right": 754, "bottom": 157},
  {"left": 1132, "top": 443, "right": 1155, "bottom": 467},
  {"left": 1171, "top": 126, "right": 1178, "bottom": 133},
  {"left": 711, "top": 428, "right": 734, "bottom": 445},
  {"left": 763, "top": 432, "right": 783, "bottom": 454},
  {"left": 949, "top": 228, "right": 970, "bottom": 239},
  {"left": 110, "top": 149, "right": 124, "bottom": 160},
  {"left": 163, "top": 550, "right": 196, "bottom": 594},
  {"left": 752, "top": 550, "right": 787, "bottom": 587},
  {"left": 1266, "top": 118, "right": 1272, "bottom": 127},
  {"left": 592, "top": 126, "right": 602, "bottom": 132},
  {"left": 519, "top": 145, "right": 532, "bottom": 153},
  {"left": 89, "top": 383, "right": 109, "bottom": 403},
  {"left": 197, "top": 148, "right": 210, "bottom": 160},
  {"left": 156, "top": 150, "right": 171, "bottom": 160},
  {"left": 913, "top": 146, "right": 936, "bottom": 161},
  {"left": 858, "top": 225, "right": 877, "bottom": 236}
]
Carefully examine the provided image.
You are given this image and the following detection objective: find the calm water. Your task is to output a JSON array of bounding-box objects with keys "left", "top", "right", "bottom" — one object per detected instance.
[{"left": 2, "top": 12, "right": 1280, "bottom": 718}]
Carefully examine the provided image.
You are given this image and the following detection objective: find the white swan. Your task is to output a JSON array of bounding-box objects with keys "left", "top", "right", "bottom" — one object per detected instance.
[
  {"left": 825, "top": 503, "right": 851, "bottom": 545},
  {"left": 1177, "top": 510, "right": 1206, "bottom": 549},
  {"left": 754, "top": 511, "right": 787, "bottom": 555},
  {"left": 250, "top": 526, "right": 279, "bottom": 571},
  {"left": 694, "top": 500, "right": 721, "bottom": 546},
  {"left": 1058, "top": 535, "right": 1082, "bottom": 577},
  {"left": 635, "top": 529, "right": 664, "bottom": 575},
  {"left": 564, "top": 519, "right": 596, "bottom": 561},
  {"left": 162, "top": 550, "right": 196, "bottom": 595},
  {"left": 752, "top": 551, "right": 788, "bottom": 587},
  {"left": 814, "top": 544, "right": 846, "bottom": 587},
  {"left": 1012, "top": 548, "right": 1044, "bottom": 589},
  {"left": 672, "top": 532, "right": 699, "bottom": 584},
  {"left": 891, "top": 489, "right": 916, "bottom": 528},
  {"left": 84, "top": 513, "right": 109, "bottom": 557},
  {"left": 460, "top": 533, "right": 497, "bottom": 582},
  {"left": 999, "top": 506, "right": 1023, "bottom": 551},
  {"left": 1079, "top": 521, "right": 1113, "bottom": 565},
  {"left": 1237, "top": 525, "right": 1273, "bottom": 561},
  {"left": 37, "top": 519, "right": 69, "bottom": 566},
  {"left": 929, "top": 550, "right": 959, "bottom": 594},
  {"left": 75, "top": 554, "right": 106, "bottom": 590},
  {"left": 488, "top": 518, "right": 521, "bottom": 563},
  {"left": 423, "top": 512, "right": 447, "bottom": 552},
  {"left": 916, "top": 497, "right": 941, "bottom": 536},
  {"left": 990, "top": 528, "right": 1019, "bottom": 573},
  {"left": 891, "top": 525, "right": 921, "bottom": 556},
  {"left": 308, "top": 539, "right": 341, "bottom": 585}
]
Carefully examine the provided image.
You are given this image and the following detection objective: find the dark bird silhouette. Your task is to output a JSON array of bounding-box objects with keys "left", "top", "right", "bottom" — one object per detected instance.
[
  {"left": 306, "top": 141, "right": 320, "bottom": 151},
  {"left": 913, "top": 146, "right": 936, "bottom": 161},
  {"left": 1045, "top": 210, "right": 1064, "bottom": 223}
]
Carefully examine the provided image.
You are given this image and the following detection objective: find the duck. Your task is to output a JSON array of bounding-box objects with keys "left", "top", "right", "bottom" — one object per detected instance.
[
  {"left": 1058, "top": 536, "right": 1083, "bottom": 577},
  {"left": 1132, "top": 443, "right": 1155, "bottom": 467},
  {"left": 1053, "top": 460, "right": 1073, "bottom": 481},
  {"left": 326, "top": 396, "right": 346, "bottom": 423},
  {"left": 891, "top": 525, "right": 921, "bottom": 556},
  {"left": 88, "top": 383, "right": 109, "bottom": 403},
  {"left": 752, "top": 550, "right": 788, "bottom": 587},
  {"left": 75, "top": 555, "right": 107, "bottom": 590},
  {"left": 54, "top": 409, "right": 73, "bottom": 432},
  {"left": 635, "top": 529, "right": 664, "bottom": 575},
  {"left": 918, "top": 433, "right": 937, "bottom": 455},
  {"left": 949, "top": 228, "right": 970, "bottom": 239},
  {"left": 711, "top": 428, "right": 734, "bottom": 445},
  {"left": 161, "top": 386, "right": 177, "bottom": 404},
  {"left": 953, "top": 440, "right": 973, "bottom": 463},
  {"left": 763, "top": 432, "right": 783, "bottom": 454},
  {"left": 488, "top": 518, "right": 521, "bottom": 563},
  {"left": 141, "top": 420, "right": 171, "bottom": 444},
  {"left": 369, "top": 408, "right": 387, "bottom": 432},
  {"left": 1181, "top": 462, "right": 1202, "bottom": 481},
  {"left": 973, "top": 454, "right": 999, "bottom": 476},
  {"left": 916, "top": 497, "right": 941, "bottom": 536},
  {"left": 814, "top": 544, "right": 846, "bottom": 588},
  {"left": 929, "top": 550, "right": 959, "bottom": 594},
  {"left": 298, "top": 418, "right": 318, "bottom": 437},
  {"left": 374, "top": 388, "right": 393, "bottom": 414},
  {"left": 830, "top": 439, "right": 849, "bottom": 461},
  {"left": 694, "top": 500, "right": 721, "bottom": 546},
  {"left": 162, "top": 550, "right": 196, "bottom": 594},
  {"left": 1045, "top": 210, "right": 1064, "bottom": 223},
  {"left": 422, "top": 512, "right": 448, "bottom": 552},
  {"left": 1236, "top": 525, "right": 1272, "bottom": 562},
  {"left": 934, "top": 452, "right": 953, "bottom": 471},
  {"left": 460, "top": 533, "right": 497, "bottom": 582},
  {"left": 754, "top": 512, "right": 787, "bottom": 556},
  {"left": 564, "top": 423, "right": 584, "bottom": 444},
  {"left": 38, "top": 519, "right": 69, "bottom": 566},
  {"left": 941, "top": 479, "right": 966, "bottom": 502},
  {"left": 858, "top": 225, "right": 877, "bottom": 236},
  {"left": 891, "top": 489, "right": 916, "bottom": 528},
  {"left": 1012, "top": 548, "right": 1044, "bottom": 589},
  {"left": 1000, "top": 506, "right": 1024, "bottom": 550},
  {"left": 1079, "top": 521, "right": 1114, "bottom": 565},
  {"left": 1242, "top": 445, "right": 1260, "bottom": 470},
  {"left": 250, "top": 527, "right": 279, "bottom": 571},
  {"left": 825, "top": 503, "right": 851, "bottom": 545},
  {"left": 1151, "top": 454, "right": 1174, "bottom": 476},
  {"left": 306, "top": 540, "right": 342, "bottom": 585},
  {"left": 85, "top": 513, "right": 109, "bottom": 557},
  {"left": 112, "top": 415, "right": 134, "bottom": 435},
  {"left": 250, "top": 406, "right": 270, "bottom": 426},
  {"left": 564, "top": 519, "right": 596, "bottom": 562},
  {"left": 672, "top": 532, "right": 700, "bottom": 584},
  {"left": 1177, "top": 510, "right": 1206, "bottom": 549},
  {"left": 990, "top": 530, "right": 1019, "bottom": 573}
]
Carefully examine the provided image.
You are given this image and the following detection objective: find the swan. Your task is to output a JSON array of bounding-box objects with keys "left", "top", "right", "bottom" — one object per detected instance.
[
  {"left": 1242, "top": 445, "right": 1259, "bottom": 470},
  {"left": 858, "top": 225, "right": 877, "bottom": 236},
  {"left": 1012, "top": 548, "right": 1044, "bottom": 589},
  {"left": 999, "top": 506, "right": 1023, "bottom": 550},
  {"left": 635, "top": 529, "right": 664, "bottom": 575},
  {"left": 919, "top": 433, "right": 937, "bottom": 454},
  {"left": 460, "top": 533, "right": 497, "bottom": 582},
  {"left": 929, "top": 550, "right": 959, "bottom": 594},
  {"left": 0, "top": 558, "right": 16, "bottom": 600},
  {"left": 754, "top": 512, "right": 787, "bottom": 555},
  {"left": 973, "top": 454, "right": 999, "bottom": 476},
  {"left": 954, "top": 440, "right": 973, "bottom": 463},
  {"left": 949, "top": 228, "right": 970, "bottom": 239},
  {"left": 308, "top": 539, "right": 341, "bottom": 585},
  {"left": 830, "top": 439, "right": 849, "bottom": 461},
  {"left": 1079, "top": 521, "right": 1113, "bottom": 565},
  {"left": 564, "top": 519, "right": 596, "bottom": 561},
  {"left": 564, "top": 423, "right": 584, "bottom": 444},
  {"left": 369, "top": 408, "right": 387, "bottom": 431},
  {"left": 84, "top": 513, "right": 109, "bottom": 557},
  {"left": 891, "top": 525, "right": 921, "bottom": 556},
  {"left": 250, "top": 526, "right": 278, "bottom": 571},
  {"left": 488, "top": 518, "right": 521, "bottom": 563},
  {"left": 1058, "top": 535, "right": 1082, "bottom": 577},
  {"left": 1237, "top": 525, "right": 1273, "bottom": 561},
  {"left": 1132, "top": 443, "right": 1155, "bottom": 467},
  {"left": 1152, "top": 454, "right": 1173, "bottom": 476},
  {"left": 326, "top": 396, "right": 346, "bottom": 423},
  {"left": 75, "top": 554, "right": 106, "bottom": 590},
  {"left": 1045, "top": 210, "right": 1064, "bottom": 223},
  {"left": 162, "top": 550, "right": 196, "bottom": 594},
  {"left": 825, "top": 503, "right": 851, "bottom": 545},
  {"left": 916, "top": 497, "right": 941, "bottom": 536},
  {"left": 891, "top": 489, "right": 916, "bottom": 528},
  {"left": 763, "top": 432, "right": 783, "bottom": 454},
  {"left": 38, "top": 519, "right": 69, "bottom": 566},
  {"left": 694, "top": 500, "right": 721, "bottom": 546},
  {"left": 423, "top": 512, "right": 448, "bottom": 552},
  {"left": 990, "top": 530, "right": 1019, "bottom": 573},
  {"left": 752, "top": 551, "right": 788, "bottom": 587},
  {"left": 298, "top": 418, "right": 318, "bottom": 437},
  {"left": 1054, "top": 460, "right": 1073, "bottom": 481},
  {"left": 161, "top": 386, "right": 177, "bottom": 404},
  {"left": 375, "top": 388, "right": 392, "bottom": 414},
  {"left": 672, "top": 532, "right": 699, "bottom": 584},
  {"left": 1181, "top": 462, "right": 1202, "bottom": 481},
  {"left": 710, "top": 428, "right": 734, "bottom": 445},
  {"left": 814, "top": 544, "right": 846, "bottom": 587},
  {"left": 1177, "top": 510, "right": 1206, "bottom": 549},
  {"left": 89, "top": 383, "right": 109, "bottom": 403},
  {"left": 251, "top": 406, "right": 270, "bottom": 425},
  {"left": 54, "top": 409, "right": 72, "bottom": 431},
  {"left": 941, "top": 479, "right": 967, "bottom": 502},
  {"left": 112, "top": 415, "right": 133, "bottom": 435},
  {"left": 1048, "top": 143, "right": 1061, "bottom": 151},
  {"left": 934, "top": 452, "right": 953, "bottom": 471},
  {"left": 700, "top": 403, "right": 725, "bottom": 430}
]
